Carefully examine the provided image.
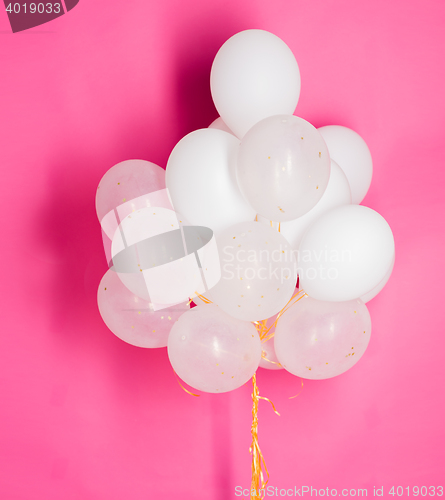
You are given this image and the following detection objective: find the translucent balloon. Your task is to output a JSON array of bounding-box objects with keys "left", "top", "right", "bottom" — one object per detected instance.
[
  {"left": 237, "top": 115, "right": 330, "bottom": 221},
  {"left": 274, "top": 295, "right": 371, "bottom": 379},
  {"left": 258, "top": 160, "right": 351, "bottom": 249},
  {"left": 166, "top": 128, "right": 256, "bottom": 234},
  {"left": 209, "top": 221, "right": 297, "bottom": 321},
  {"left": 208, "top": 117, "right": 235, "bottom": 136},
  {"left": 167, "top": 304, "right": 261, "bottom": 393},
  {"left": 361, "top": 255, "right": 395, "bottom": 303},
  {"left": 298, "top": 205, "right": 395, "bottom": 302},
  {"left": 318, "top": 125, "right": 373, "bottom": 204},
  {"left": 97, "top": 269, "right": 189, "bottom": 348},
  {"left": 95, "top": 159, "right": 166, "bottom": 228},
  {"left": 210, "top": 29, "right": 301, "bottom": 138}
]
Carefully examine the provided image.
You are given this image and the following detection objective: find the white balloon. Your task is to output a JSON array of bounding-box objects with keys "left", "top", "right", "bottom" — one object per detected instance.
[
  {"left": 360, "top": 255, "right": 395, "bottom": 303},
  {"left": 298, "top": 205, "right": 395, "bottom": 301},
  {"left": 237, "top": 115, "right": 330, "bottom": 221},
  {"left": 167, "top": 305, "right": 261, "bottom": 393},
  {"left": 274, "top": 295, "right": 371, "bottom": 380},
  {"left": 95, "top": 159, "right": 166, "bottom": 228},
  {"left": 208, "top": 117, "right": 235, "bottom": 136},
  {"left": 209, "top": 221, "right": 297, "bottom": 322},
  {"left": 210, "top": 29, "right": 301, "bottom": 138},
  {"left": 258, "top": 160, "right": 352, "bottom": 249},
  {"left": 166, "top": 128, "right": 256, "bottom": 234},
  {"left": 318, "top": 125, "right": 373, "bottom": 204},
  {"left": 97, "top": 269, "right": 189, "bottom": 349}
]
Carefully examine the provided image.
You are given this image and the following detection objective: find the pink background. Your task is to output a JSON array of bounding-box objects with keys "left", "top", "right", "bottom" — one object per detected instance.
[{"left": 1, "top": 1, "right": 444, "bottom": 498}]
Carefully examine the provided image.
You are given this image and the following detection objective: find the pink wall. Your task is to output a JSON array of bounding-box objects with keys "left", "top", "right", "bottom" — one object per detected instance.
[{"left": 1, "top": 0, "right": 444, "bottom": 498}]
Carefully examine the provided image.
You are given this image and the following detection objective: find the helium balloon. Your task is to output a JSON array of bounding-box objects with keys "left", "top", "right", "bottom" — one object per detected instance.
[
  {"left": 274, "top": 295, "right": 371, "bottom": 379},
  {"left": 298, "top": 205, "right": 395, "bottom": 301},
  {"left": 208, "top": 117, "right": 235, "bottom": 135},
  {"left": 166, "top": 128, "right": 256, "bottom": 234},
  {"left": 209, "top": 221, "right": 297, "bottom": 321},
  {"left": 95, "top": 160, "right": 170, "bottom": 272},
  {"left": 361, "top": 255, "right": 395, "bottom": 303},
  {"left": 95, "top": 159, "right": 166, "bottom": 230},
  {"left": 237, "top": 115, "right": 330, "bottom": 221},
  {"left": 168, "top": 304, "right": 261, "bottom": 393},
  {"left": 258, "top": 159, "right": 351, "bottom": 249},
  {"left": 97, "top": 269, "right": 189, "bottom": 348},
  {"left": 210, "top": 29, "right": 301, "bottom": 138},
  {"left": 318, "top": 125, "right": 373, "bottom": 204}
]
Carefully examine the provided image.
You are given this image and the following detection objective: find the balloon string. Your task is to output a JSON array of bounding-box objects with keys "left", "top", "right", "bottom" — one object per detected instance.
[
  {"left": 253, "top": 319, "right": 268, "bottom": 341},
  {"left": 289, "top": 378, "right": 304, "bottom": 399},
  {"left": 250, "top": 373, "right": 279, "bottom": 500},
  {"left": 267, "top": 221, "right": 281, "bottom": 232},
  {"left": 258, "top": 394, "right": 280, "bottom": 416},
  {"left": 261, "top": 351, "right": 282, "bottom": 368},
  {"left": 254, "top": 289, "right": 307, "bottom": 343},
  {"left": 190, "top": 292, "right": 213, "bottom": 306},
  {"left": 173, "top": 370, "right": 200, "bottom": 397}
]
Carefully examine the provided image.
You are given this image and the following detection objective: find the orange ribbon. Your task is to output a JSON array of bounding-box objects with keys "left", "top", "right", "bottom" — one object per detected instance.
[
  {"left": 184, "top": 287, "right": 306, "bottom": 498},
  {"left": 254, "top": 289, "right": 307, "bottom": 344},
  {"left": 173, "top": 370, "right": 200, "bottom": 397},
  {"left": 249, "top": 372, "right": 280, "bottom": 500}
]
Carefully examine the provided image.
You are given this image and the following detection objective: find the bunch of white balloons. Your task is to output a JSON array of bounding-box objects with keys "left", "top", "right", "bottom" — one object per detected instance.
[{"left": 96, "top": 29, "right": 395, "bottom": 394}]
